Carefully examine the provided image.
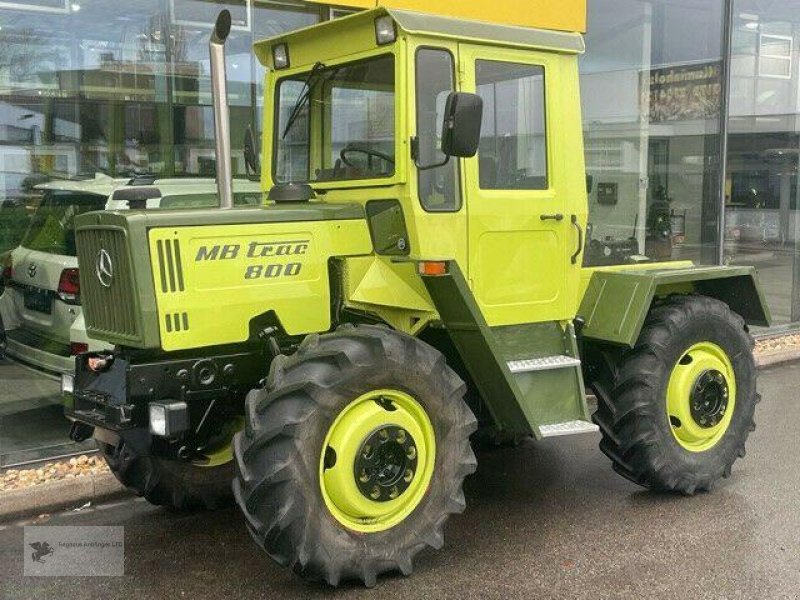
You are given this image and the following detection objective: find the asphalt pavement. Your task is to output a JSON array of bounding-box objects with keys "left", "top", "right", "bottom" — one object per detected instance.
[{"left": 1, "top": 363, "right": 800, "bottom": 599}]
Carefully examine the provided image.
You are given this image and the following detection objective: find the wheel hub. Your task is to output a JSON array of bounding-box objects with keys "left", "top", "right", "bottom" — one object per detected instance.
[
  {"left": 355, "top": 425, "right": 418, "bottom": 502},
  {"left": 319, "top": 389, "right": 436, "bottom": 533},
  {"left": 690, "top": 369, "right": 729, "bottom": 428},
  {"left": 666, "top": 342, "right": 737, "bottom": 452}
]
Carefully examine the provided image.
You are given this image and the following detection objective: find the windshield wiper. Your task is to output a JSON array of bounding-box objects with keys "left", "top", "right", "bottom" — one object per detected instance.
[{"left": 282, "top": 61, "right": 327, "bottom": 140}]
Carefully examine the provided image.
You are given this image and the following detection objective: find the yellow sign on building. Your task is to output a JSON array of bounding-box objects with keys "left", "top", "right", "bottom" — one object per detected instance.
[{"left": 310, "top": 0, "right": 587, "bottom": 33}]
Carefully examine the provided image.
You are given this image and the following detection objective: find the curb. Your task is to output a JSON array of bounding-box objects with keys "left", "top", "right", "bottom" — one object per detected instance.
[
  {"left": 0, "top": 471, "right": 132, "bottom": 522},
  {"left": 756, "top": 348, "right": 800, "bottom": 370}
]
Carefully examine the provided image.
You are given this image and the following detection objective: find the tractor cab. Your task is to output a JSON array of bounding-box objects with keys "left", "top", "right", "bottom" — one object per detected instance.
[{"left": 256, "top": 9, "right": 589, "bottom": 330}]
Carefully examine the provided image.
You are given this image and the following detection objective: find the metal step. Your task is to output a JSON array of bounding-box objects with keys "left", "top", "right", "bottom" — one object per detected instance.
[
  {"left": 539, "top": 420, "right": 599, "bottom": 438},
  {"left": 507, "top": 355, "right": 581, "bottom": 374}
]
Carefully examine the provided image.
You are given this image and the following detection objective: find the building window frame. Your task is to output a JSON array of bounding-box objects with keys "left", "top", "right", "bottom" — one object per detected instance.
[
  {"left": 758, "top": 32, "right": 793, "bottom": 80},
  {"left": 0, "top": 0, "right": 68, "bottom": 14}
]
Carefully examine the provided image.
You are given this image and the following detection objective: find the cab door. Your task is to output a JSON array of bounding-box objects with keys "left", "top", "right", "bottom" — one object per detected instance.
[{"left": 460, "top": 44, "right": 581, "bottom": 326}]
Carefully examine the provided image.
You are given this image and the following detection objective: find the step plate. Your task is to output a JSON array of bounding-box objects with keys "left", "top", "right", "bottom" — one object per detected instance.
[
  {"left": 539, "top": 420, "right": 599, "bottom": 438},
  {"left": 507, "top": 355, "right": 581, "bottom": 373}
]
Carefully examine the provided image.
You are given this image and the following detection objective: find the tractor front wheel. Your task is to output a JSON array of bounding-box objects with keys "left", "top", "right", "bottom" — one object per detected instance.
[
  {"left": 233, "top": 325, "right": 477, "bottom": 587},
  {"left": 589, "top": 295, "right": 758, "bottom": 494},
  {"left": 98, "top": 422, "right": 240, "bottom": 510}
]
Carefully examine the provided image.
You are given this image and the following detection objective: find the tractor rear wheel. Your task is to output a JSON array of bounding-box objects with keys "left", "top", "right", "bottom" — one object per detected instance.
[
  {"left": 233, "top": 324, "right": 477, "bottom": 587},
  {"left": 588, "top": 295, "right": 758, "bottom": 494}
]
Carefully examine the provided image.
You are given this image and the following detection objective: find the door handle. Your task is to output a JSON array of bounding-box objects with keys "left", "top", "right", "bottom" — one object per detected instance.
[
  {"left": 571, "top": 215, "right": 583, "bottom": 265},
  {"left": 540, "top": 213, "right": 564, "bottom": 222}
]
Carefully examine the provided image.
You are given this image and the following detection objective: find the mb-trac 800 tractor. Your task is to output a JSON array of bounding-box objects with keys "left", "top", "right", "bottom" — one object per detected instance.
[{"left": 66, "top": 6, "right": 771, "bottom": 587}]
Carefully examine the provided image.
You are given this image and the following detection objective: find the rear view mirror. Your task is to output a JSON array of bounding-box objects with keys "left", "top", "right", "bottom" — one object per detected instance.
[
  {"left": 244, "top": 125, "right": 260, "bottom": 178},
  {"left": 441, "top": 92, "right": 483, "bottom": 158}
]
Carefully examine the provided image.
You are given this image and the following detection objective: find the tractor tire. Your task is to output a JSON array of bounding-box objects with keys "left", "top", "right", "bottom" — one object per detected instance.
[
  {"left": 588, "top": 295, "right": 758, "bottom": 494},
  {"left": 98, "top": 439, "right": 235, "bottom": 510},
  {"left": 233, "top": 324, "right": 477, "bottom": 587}
]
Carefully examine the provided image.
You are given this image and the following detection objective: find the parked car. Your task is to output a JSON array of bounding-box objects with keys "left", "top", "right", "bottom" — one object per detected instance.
[{"left": 0, "top": 175, "right": 262, "bottom": 375}]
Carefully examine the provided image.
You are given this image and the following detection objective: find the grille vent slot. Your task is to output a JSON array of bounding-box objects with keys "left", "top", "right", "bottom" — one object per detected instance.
[
  {"left": 156, "top": 239, "right": 185, "bottom": 293},
  {"left": 165, "top": 312, "right": 189, "bottom": 333}
]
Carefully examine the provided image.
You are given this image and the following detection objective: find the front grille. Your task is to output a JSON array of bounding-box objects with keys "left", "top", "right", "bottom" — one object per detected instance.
[{"left": 76, "top": 227, "right": 140, "bottom": 341}]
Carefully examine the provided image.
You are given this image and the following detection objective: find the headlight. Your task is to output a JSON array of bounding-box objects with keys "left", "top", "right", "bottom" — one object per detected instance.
[
  {"left": 374, "top": 15, "right": 396, "bottom": 45},
  {"left": 148, "top": 401, "right": 189, "bottom": 437},
  {"left": 61, "top": 374, "right": 74, "bottom": 394}
]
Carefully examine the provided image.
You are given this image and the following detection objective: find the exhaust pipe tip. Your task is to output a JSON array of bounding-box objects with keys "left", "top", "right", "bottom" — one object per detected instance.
[{"left": 212, "top": 9, "right": 232, "bottom": 46}]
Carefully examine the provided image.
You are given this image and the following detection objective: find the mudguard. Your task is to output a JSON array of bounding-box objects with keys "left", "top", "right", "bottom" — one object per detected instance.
[{"left": 578, "top": 265, "right": 771, "bottom": 347}]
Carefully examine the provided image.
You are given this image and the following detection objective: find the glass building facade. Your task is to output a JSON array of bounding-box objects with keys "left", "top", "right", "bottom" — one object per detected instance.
[
  {"left": 0, "top": 0, "right": 797, "bottom": 464},
  {"left": 581, "top": 0, "right": 800, "bottom": 329}
]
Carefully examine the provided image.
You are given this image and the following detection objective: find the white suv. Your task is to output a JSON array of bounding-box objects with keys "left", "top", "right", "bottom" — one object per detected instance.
[{"left": 0, "top": 175, "right": 262, "bottom": 375}]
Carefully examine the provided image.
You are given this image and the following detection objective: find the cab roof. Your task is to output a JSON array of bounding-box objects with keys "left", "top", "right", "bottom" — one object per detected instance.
[{"left": 254, "top": 8, "right": 585, "bottom": 68}]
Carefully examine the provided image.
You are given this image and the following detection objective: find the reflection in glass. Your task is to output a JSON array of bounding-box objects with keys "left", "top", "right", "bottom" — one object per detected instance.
[
  {"left": 476, "top": 60, "right": 547, "bottom": 190},
  {"left": 275, "top": 54, "right": 395, "bottom": 183},
  {"left": 580, "top": 0, "right": 724, "bottom": 267},
  {"left": 727, "top": 0, "right": 800, "bottom": 326},
  {"left": 415, "top": 48, "right": 460, "bottom": 211}
]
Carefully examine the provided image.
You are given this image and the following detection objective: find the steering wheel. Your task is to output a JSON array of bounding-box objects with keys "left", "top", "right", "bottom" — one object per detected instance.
[{"left": 339, "top": 144, "right": 395, "bottom": 171}]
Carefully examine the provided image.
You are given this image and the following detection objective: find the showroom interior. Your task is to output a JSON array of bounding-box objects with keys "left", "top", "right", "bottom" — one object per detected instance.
[{"left": 0, "top": 0, "right": 799, "bottom": 466}]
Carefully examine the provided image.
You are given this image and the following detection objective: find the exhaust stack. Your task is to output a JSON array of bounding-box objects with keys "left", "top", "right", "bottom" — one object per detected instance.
[{"left": 210, "top": 10, "right": 234, "bottom": 209}]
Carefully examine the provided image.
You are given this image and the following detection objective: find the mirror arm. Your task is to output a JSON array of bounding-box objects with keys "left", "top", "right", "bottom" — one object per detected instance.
[
  {"left": 410, "top": 136, "right": 451, "bottom": 171},
  {"left": 416, "top": 155, "right": 450, "bottom": 171}
]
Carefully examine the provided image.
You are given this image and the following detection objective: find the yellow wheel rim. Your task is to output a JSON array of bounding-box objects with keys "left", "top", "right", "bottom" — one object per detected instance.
[
  {"left": 319, "top": 389, "right": 436, "bottom": 534},
  {"left": 666, "top": 342, "right": 736, "bottom": 452},
  {"left": 192, "top": 417, "right": 244, "bottom": 468}
]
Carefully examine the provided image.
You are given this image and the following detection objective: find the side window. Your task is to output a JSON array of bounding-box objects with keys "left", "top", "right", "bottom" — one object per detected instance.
[
  {"left": 476, "top": 60, "right": 547, "bottom": 190},
  {"left": 415, "top": 48, "right": 460, "bottom": 211}
]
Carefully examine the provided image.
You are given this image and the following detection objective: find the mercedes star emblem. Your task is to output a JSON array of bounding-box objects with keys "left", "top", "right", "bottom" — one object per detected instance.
[{"left": 96, "top": 249, "right": 114, "bottom": 288}]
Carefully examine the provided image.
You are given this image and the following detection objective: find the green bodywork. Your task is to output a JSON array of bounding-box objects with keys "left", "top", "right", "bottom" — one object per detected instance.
[
  {"left": 579, "top": 265, "right": 771, "bottom": 347},
  {"left": 421, "top": 262, "right": 591, "bottom": 439},
  {"left": 74, "top": 202, "right": 366, "bottom": 348}
]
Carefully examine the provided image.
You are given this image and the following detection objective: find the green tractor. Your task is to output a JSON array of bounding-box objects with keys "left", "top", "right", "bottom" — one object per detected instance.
[{"left": 66, "top": 7, "right": 770, "bottom": 587}]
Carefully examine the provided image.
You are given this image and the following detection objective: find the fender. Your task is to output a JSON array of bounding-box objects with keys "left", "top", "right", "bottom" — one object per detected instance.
[{"left": 578, "top": 265, "right": 771, "bottom": 347}]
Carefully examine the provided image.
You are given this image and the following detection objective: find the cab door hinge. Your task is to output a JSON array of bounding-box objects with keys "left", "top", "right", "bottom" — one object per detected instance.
[{"left": 457, "top": 62, "right": 467, "bottom": 87}]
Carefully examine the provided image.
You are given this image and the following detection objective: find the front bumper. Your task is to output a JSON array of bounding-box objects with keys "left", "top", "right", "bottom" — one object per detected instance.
[
  {"left": 4, "top": 327, "right": 75, "bottom": 375},
  {"left": 65, "top": 348, "right": 264, "bottom": 439}
]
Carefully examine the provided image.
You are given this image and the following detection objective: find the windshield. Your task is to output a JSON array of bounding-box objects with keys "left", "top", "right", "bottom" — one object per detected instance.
[
  {"left": 21, "top": 190, "right": 106, "bottom": 256},
  {"left": 274, "top": 54, "right": 396, "bottom": 183}
]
